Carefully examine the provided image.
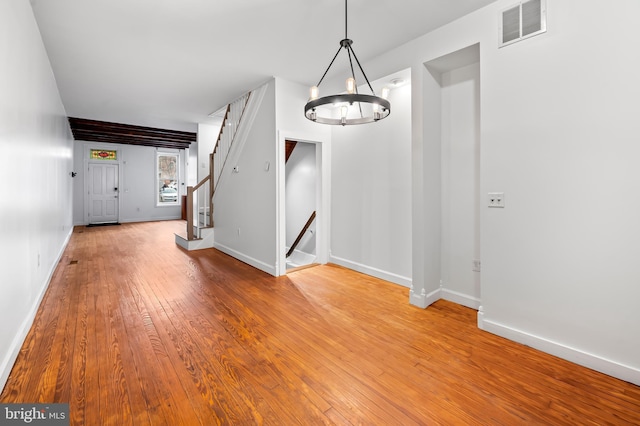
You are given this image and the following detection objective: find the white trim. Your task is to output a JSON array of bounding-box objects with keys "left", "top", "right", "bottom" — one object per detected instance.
[
  {"left": 156, "top": 151, "right": 181, "bottom": 207},
  {"left": 441, "top": 287, "right": 482, "bottom": 310},
  {"left": 424, "top": 287, "right": 441, "bottom": 307},
  {"left": 410, "top": 287, "right": 428, "bottom": 308},
  {"left": 330, "top": 254, "right": 412, "bottom": 288},
  {"left": 480, "top": 318, "right": 640, "bottom": 387},
  {"left": 119, "top": 216, "right": 179, "bottom": 223},
  {"left": 410, "top": 284, "right": 481, "bottom": 310},
  {"left": 410, "top": 285, "right": 441, "bottom": 308},
  {"left": 0, "top": 227, "right": 73, "bottom": 392},
  {"left": 477, "top": 305, "right": 485, "bottom": 328},
  {"left": 214, "top": 242, "right": 277, "bottom": 276},
  {"left": 84, "top": 144, "right": 123, "bottom": 225},
  {"left": 277, "top": 129, "right": 331, "bottom": 277}
]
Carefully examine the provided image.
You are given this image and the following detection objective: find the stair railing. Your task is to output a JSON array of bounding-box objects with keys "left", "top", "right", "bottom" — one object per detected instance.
[
  {"left": 287, "top": 211, "right": 316, "bottom": 258},
  {"left": 184, "top": 92, "right": 251, "bottom": 240},
  {"left": 212, "top": 92, "right": 250, "bottom": 191}
]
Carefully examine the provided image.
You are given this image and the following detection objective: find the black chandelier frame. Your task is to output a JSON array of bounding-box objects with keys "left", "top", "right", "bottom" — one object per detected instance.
[{"left": 304, "top": 1, "right": 390, "bottom": 125}]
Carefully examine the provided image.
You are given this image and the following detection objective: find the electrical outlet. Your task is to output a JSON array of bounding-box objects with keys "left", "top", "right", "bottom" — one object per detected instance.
[
  {"left": 472, "top": 259, "right": 481, "bottom": 272},
  {"left": 488, "top": 192, "right": 505, "bottom": 208}
]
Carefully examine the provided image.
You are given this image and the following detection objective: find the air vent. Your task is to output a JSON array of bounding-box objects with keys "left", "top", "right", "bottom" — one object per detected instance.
[{"left": 500, "top": 0, "right": 546, "bottom": 47}]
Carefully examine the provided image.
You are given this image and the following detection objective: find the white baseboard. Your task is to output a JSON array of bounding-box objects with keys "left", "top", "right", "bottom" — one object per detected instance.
[
  {"left": 480, "top": 318, "right": 640, "bottom": 387},
  {"left": 477, "top": 306, "right": 485, "bottom": 328},
  {"left": 441, "top": 287, "right": 481, "bottom": 310},
  {"left": 329, "top": 254, "right": 412, "bottom": 288},
  {"left": 0, "top": 227, "right": 73, "bottom": 392},
  {"left": 409, "top": 285, "right": 443, "bottom": 309},
  {"left": 119, "top": 216, "right": 181, "bottom": 224},
  {"left": 409, "top": 286, "right": 428, "bottom": 308},
  {"left": 214, "top": 242, "right": 277, "bottom": 276},
  {"left": 74, "top": 216, "right": 182, "bottom": 226}
]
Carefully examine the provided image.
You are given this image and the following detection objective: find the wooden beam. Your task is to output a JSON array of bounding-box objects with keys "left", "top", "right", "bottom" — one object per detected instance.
[{"left": 68, "top": 117, "right": 196, "bottom": 150}]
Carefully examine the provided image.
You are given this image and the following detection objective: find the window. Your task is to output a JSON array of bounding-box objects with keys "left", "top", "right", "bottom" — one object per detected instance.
[
  {"left": 157, "top": 152, "right": 179, "bottom": 205},
  {"left": 90, "top": 149, "right": 117, "bottom": 160}
]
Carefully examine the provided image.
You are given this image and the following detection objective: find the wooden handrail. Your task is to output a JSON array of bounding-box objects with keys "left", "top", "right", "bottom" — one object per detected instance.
[
  {"left": 286, "top": 211, "right": 316, "bottom": 258},
  {"left": 192, "top": 174, "right": 210, "bottom": 192},
  {"left": 186, "top": 174, "right": 212, "bottom": 239}
]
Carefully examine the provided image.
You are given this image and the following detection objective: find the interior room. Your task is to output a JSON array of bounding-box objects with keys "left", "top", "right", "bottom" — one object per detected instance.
[{"left": 1, "top": 0, "right": 639, "bottom": 423}]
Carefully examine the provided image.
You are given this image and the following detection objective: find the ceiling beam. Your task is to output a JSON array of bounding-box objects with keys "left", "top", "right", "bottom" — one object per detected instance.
[{"left": 68, "top": 117, "right": 196, "bottom": 150}]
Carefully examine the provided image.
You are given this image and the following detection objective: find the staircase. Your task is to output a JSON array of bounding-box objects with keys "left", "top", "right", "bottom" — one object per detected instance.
[{"left": 175, "top": 91, "right": 251, "bottom": 250}]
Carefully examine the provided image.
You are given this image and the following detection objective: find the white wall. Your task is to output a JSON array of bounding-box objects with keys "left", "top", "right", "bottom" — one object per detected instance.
[
  {"left": 274, "top": 78, "right": 332, "bottom": 142},
  {"left": 197, "top": 123, "right": 220, "bottom": 182},
  {"left": 213, "top": 80, "right": 279, "bottom": 274},
  {"left": 188, "top": 141, "right": 198, "bottom": 187},
  {"left": 0, "top": 0, "right": 74, "bottom": 390},
  {"left": 209, "top": 78, "right": 331, "bottom": 276},
  {"left": 330, "top": 82, "right": 412, "bottom": 287},
  {"left": 73, "top": 142, "right": 183, "bottom": 224},
  {"left": 356, "top": 0, "right": 640, "bottom": 384},
  {"left": 440, "top": 62, "right": 481, "bottom": 308},
  {"left": 479, "top": 0, "right": 640, "bottom": 384},
  {"left": 285, "top": 143, "right": 316, "bottom": 254}
]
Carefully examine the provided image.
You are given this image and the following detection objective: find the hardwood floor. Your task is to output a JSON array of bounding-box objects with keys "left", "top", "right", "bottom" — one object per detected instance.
[{"left": 1, "top": 220, "right": 639, "bottom": 425}]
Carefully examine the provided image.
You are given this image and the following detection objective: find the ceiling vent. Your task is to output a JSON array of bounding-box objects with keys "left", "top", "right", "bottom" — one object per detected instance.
[{"left": 500, "top": 0, "right": 546, "bottom": 47}]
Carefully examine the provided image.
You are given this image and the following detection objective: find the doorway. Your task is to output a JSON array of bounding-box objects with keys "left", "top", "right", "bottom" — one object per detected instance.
[
  {"left": 284, "top": 140, "right": 317, "bottom": 270},
  {"left": 88, "top": 163, "right": 119, "bottom": 224}
]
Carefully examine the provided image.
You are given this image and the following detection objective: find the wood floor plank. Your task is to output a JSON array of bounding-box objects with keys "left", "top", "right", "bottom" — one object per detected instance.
[
  {"left": 1, "top": 220, "right": 639, "bottom": 425},
  {"left": 120, "top": 273, "right": 214, "bottom": 425},
  {"left": 69, "top": 253, "right": 89, "bottom": 426}
]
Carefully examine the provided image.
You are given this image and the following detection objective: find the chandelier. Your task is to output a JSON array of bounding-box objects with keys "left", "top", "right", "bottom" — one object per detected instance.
[{"left": 304, "top": 0, "right": 391, "bottom": 126}]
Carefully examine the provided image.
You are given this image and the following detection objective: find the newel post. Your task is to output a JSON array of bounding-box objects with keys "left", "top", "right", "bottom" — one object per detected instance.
[{"left": 186, "top": 186, "right": 194, "bottom": 240}]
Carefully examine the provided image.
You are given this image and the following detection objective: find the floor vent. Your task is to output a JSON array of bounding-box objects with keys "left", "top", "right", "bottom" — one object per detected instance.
[
  {"left": 69, "top": 260, "right": 78, "bottom": 265},
  {"left": 500, "top": 0, "right": 546, "bottom": 47}
]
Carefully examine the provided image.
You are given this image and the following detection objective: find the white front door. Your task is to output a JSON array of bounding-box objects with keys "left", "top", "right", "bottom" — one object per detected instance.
[{"left": 88, "top": 163, "right": 119, "bottom": 224}]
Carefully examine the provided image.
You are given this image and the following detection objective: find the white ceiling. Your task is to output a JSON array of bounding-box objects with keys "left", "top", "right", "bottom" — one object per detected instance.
[{"left": 30, "top": 0, "right": 496, "bottom": 132}]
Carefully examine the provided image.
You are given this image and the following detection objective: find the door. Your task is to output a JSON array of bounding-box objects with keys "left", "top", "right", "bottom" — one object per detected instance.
[{"left": 89, "top": 163, "right": 119, "bottom": 223}]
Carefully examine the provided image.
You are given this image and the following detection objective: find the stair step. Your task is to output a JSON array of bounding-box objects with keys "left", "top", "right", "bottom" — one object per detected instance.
[{"left": 175, "top": 226, "right": 214, "bottom": 251}]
